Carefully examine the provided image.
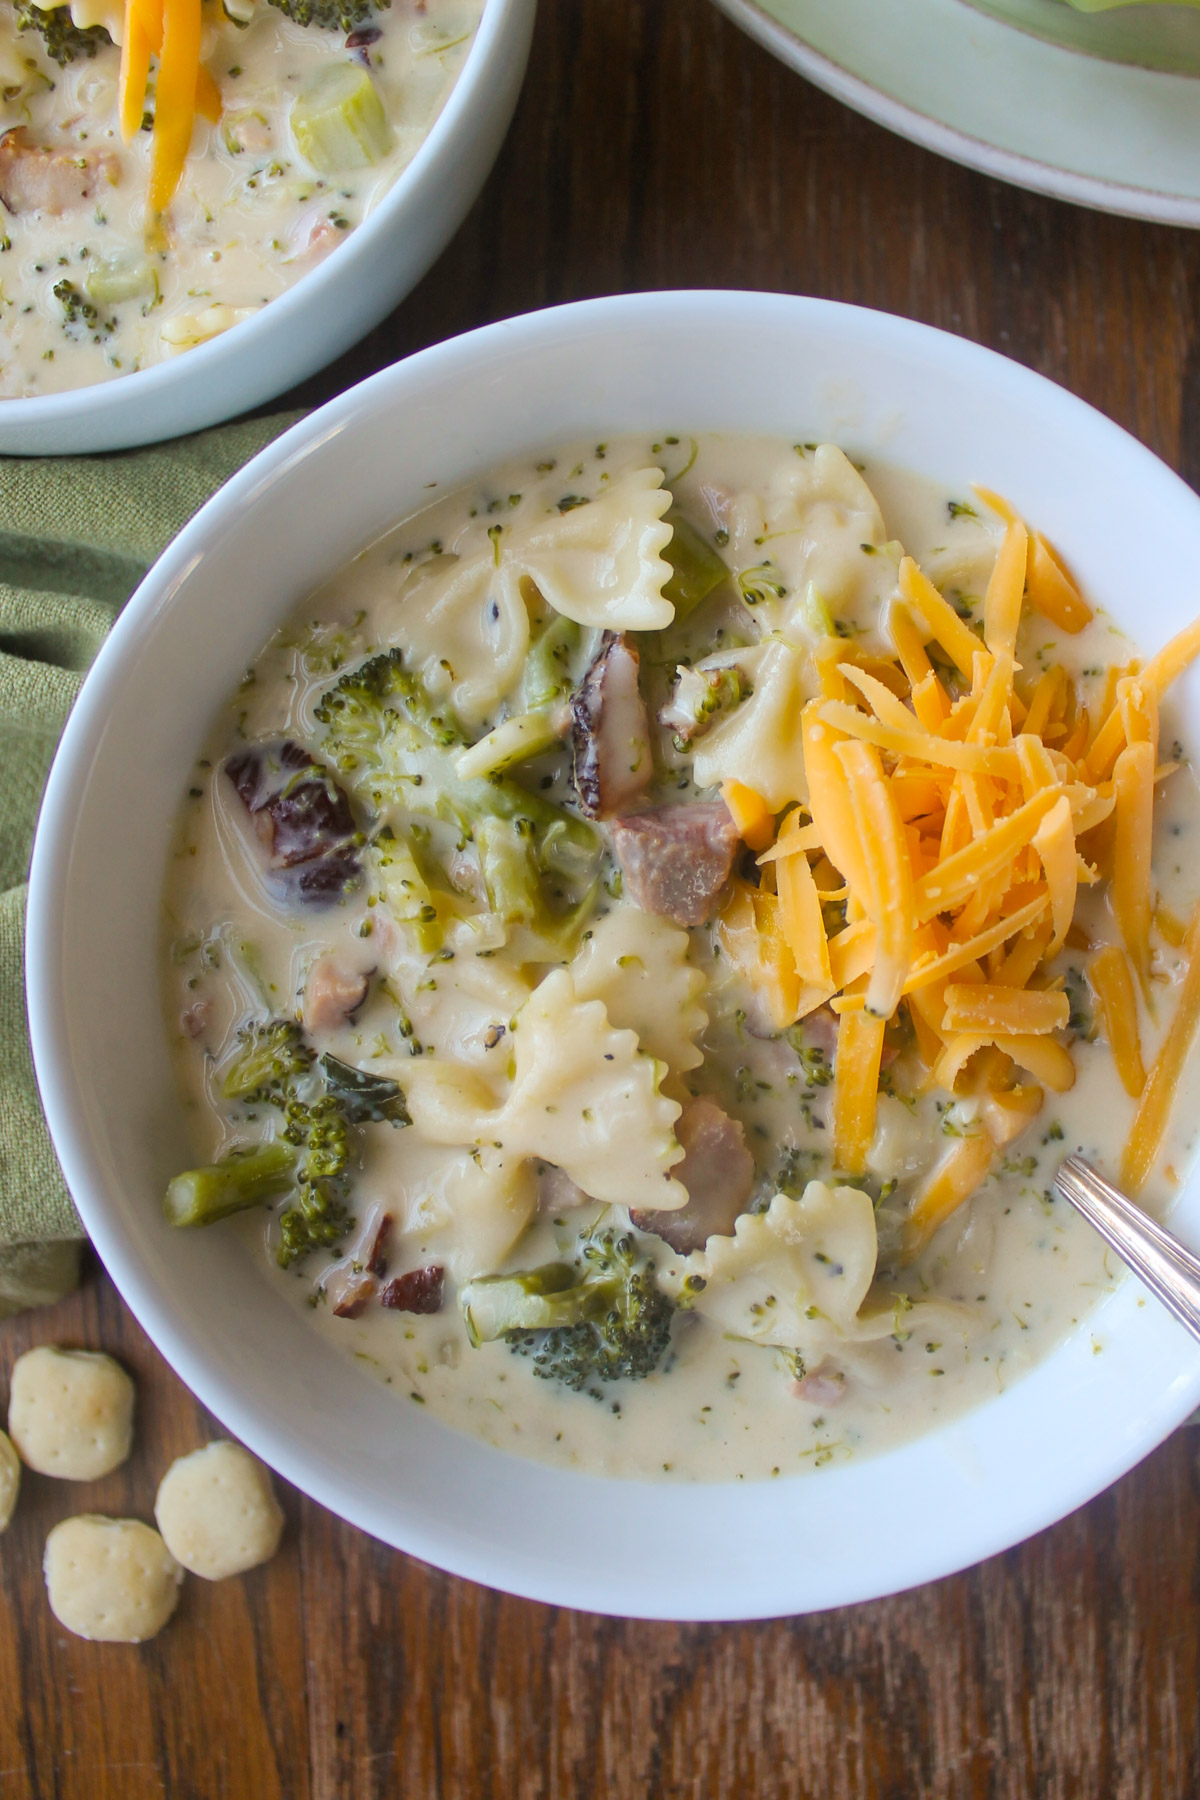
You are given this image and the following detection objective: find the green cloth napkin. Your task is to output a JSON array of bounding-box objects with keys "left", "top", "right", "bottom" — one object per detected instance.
[{"left": 0, "top": 410, "right": 302, "bottom": 1318}]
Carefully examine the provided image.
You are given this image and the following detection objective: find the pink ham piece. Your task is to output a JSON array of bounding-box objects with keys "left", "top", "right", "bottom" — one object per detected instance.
[
  {"left": 790, "top": 1359, "right": 848, "bottom": 1407},
  {"left": 570, "top": 633, "right": 652, "bottom": 819},
  {"left": 303, "top": 955, "right": 371, "bottom": 1034},
  {"left": 0, "top": 130, "right": 118, "bottom": 216},
  {"left": 612, "top": 801, "right": 739, "bottom": 927},
  {"left": 631, "top": 1097, "right": 755, "bottom": 1253},
  {"left": 326, "top": 1268, "right": 377, "bottom": 1319}
]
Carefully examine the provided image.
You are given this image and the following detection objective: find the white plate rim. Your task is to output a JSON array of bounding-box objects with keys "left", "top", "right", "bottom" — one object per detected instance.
[{"left": 712, "top": 0, "right": 1200, "bottom": 227}]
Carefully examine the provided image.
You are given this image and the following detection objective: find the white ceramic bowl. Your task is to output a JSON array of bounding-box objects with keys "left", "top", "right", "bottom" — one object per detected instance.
[
  {"left": 0, "top": 0, "right": 535, "bottom": 457},
  {"left": 27, "top": 291, "right": 1200, "bottom": 1620}
]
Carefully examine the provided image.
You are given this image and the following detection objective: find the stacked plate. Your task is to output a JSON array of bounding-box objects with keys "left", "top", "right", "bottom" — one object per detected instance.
[{"left": 712, "top": 0, "right": 1200, "bottom": 225}]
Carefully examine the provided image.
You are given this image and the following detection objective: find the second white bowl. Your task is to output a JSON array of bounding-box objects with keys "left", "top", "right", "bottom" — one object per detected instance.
[{"left": 0, "top": 0, "right": 535, "bottom": 457}]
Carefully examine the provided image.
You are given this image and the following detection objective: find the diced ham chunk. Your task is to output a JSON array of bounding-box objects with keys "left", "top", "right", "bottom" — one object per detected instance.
[
  {"left": 303, "top": 955, "right": 371, "bottom": 1034},
  {"left": 0, "top": 130, "right": 118, "bottom": 217},
  {"left": 327, "top": 1268, "right": 377, "bottom": 1319},
  {"left": 536, "top": 1162, "right": 591, "bottom": 1216},
  {"left": 363, "top": 1212, "right": 392, "bottom": 1278},
  {"left": 180, "top": 1001, "right": 211, "bottom": 1040},
  {"left": 631, "top": 1097, "right": 755, "bottom": 1253},
  {"left": 790, "top": 1359, "right": 848, "bottom": 1407},
  {"left": 612, "top": 801, "right": 739, "bottom": 927},
  {"left": 570, "top": 633, "right": 652, "bottom": 819},
  {"left": 380, "top": 1266, "right": 445, "bottom": 1314}
]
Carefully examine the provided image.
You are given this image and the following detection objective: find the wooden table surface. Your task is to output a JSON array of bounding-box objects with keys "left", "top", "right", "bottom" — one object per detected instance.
[{"left": 7, "top": 2, "right": 1200, "bottom": 1794}]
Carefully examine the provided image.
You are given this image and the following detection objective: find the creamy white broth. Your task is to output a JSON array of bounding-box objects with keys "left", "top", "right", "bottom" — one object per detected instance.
[
  {"left": 160, "top": 432, "right": 1200, "bottom": 1483},
  {"left": 0, "top": 0, "right": 479, "bottom": 397}
]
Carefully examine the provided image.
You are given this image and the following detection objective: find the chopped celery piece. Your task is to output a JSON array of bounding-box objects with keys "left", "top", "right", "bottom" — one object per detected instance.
[
  {"left": 797, "top": 580, "right": 834, "bottom": 636},
  {"left": 455, "top": 709, "right": 565, "bottom": 781},
  {"left": 374, "top": 829, "right": 442, "bottom": 953},
  {"left": 460, "top": 1263, "right": 582, "bottom": 1347},
  {"left": 164, "top": 1142, "right": 297, "bottom": 1229},
  {"left": 291, "top": 62, "right": 391, "bottom": 174},
  {"left": 521, "top": 614, "right": 580, "bottom": 710},
  {"left": 85, "top": 253, "right": 157, "bottom": 306},
  {"left": 475, "top": 814, "right": 541, "bottom": 926},
  {"left": 662, "top": 509, "right": 730, "bottom": 621}
]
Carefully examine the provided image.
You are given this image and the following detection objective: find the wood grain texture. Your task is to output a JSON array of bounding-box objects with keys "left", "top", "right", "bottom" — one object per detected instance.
[{"left": 6, "top": 0, "right": 1200, "bottom": 1793}]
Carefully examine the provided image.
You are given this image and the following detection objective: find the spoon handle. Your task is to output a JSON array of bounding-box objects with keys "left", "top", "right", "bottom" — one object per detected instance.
[{"left": 1053, "top": 1154, "right": 1200, "bottom": 1348}]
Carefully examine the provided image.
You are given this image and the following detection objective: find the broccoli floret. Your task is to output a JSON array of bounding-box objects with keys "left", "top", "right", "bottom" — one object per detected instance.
[
  {"left": 15, "top": 0, "right": 111, "bottom": 64},
  {"left": 168, "top": 1020, "right": 411, "bottom": 1265},
  {"left": 221, "top": 1018, "right": 314, "bottom": 1101},
  {"left": 267, "top": 0, "right": 387, "bottom": 29},
  {"left": 315, "top": 647, "right": 463, "bottom": 763},
  {"left": 460, "top": 1227, "right": 676, "bottom": 1398},
  {"left": 276, "top": 1092, "right": 354, "bottom": 1266},
  {"left": 315, "top": 650, "right": 603, "bottom": 935},
  {"left": 164, "top": 1143, "right": 298, "bottom": 1229}
]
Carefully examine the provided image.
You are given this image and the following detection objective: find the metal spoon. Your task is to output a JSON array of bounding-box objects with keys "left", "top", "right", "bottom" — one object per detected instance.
[{"left": 1053, "top": 1154, "right": 1200, "bottom": 1346}]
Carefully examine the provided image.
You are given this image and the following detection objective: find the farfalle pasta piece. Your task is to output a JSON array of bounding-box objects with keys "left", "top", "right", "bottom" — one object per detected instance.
[
  {"left": 394, "top": 555, "right": 531, "bottom": 728},
  {"left": 390, "top": 1139, "right": 538, "bottom": 1282},
  {"left": 516, "top": 467, "right": 675, "bottom": 631},
  {"left": 721, "top": 446, "right": 896, "bottom": 641},
  {"left": 403, "top": 969, "right": 686, "bottom": 1210},
  {"left": 690, "top": 641, "right": 812, "bottom": 812},
  {"left": 570, "top": 908, "right": 707, "bottom": 1074},
  {"left": 679, "top": 1183, "right": 880, "bottom": 1354}
]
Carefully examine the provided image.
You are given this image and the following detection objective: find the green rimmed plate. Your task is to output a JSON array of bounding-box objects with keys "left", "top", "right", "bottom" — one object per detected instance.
[{"left": 711, "top": 0, "right": 1200, "bottom": 224}]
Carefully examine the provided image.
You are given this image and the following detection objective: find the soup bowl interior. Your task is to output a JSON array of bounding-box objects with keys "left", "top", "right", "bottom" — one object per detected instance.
[{"left": 27, "top": 290, "right": 1200, "bottom": 1619}]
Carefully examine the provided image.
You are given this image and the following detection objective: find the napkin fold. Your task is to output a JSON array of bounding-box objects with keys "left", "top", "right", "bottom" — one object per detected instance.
[{"left": 0, "top": 411, "right": 301, "bottom": 1318}]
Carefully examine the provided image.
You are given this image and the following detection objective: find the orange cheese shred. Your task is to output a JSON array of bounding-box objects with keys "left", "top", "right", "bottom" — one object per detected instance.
[
  {"left": 899, "top": 556, "right": 985, "bottom": 679},
  {"left": 983, "top": 519, "right": 1028, "bottom": 661},
  {"left": 1025, "top": 534, "right": 1093, "bottom": 634},
  {"left": 775, "top": 845, "right": 836, "bottom": 1018},
  {"left": 721, "top": 779, "right": 775, "bottom": 853},
  {"left": 1112, "top": 740, "right": 1155, "bottom": 986},
  {"left": 1087, "top": 945, "right": 1146, "bottom": 1099},
  {"left": 942, "top": 985, "right": 1070, "bottom": 1036},
  {"left": 148, "top": 0, "right": 202, "bottom": 214},
  {"left": 1031, "top": 793, "right": 1077, "bottom": 957},
  {"left": 903, "top": 1132, "right": 995, "bottom": 1260},
  {"left": 1122, "top": 902, "right": 1200, "bottom": 1192},
  {"left": 834, "top": 738, "right": 916, "bottom": 1019},
  {"left": 831, "top": 1007, "right": 886, "bottom": 1177}
]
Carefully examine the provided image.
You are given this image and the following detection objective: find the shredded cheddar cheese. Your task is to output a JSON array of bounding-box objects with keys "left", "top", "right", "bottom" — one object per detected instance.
[
  {"left": 119, "top": 0, "right": 219, "bottom": 211},
  {"left": 741, "top": 490, "right": 1200, "bottom": 1241}
]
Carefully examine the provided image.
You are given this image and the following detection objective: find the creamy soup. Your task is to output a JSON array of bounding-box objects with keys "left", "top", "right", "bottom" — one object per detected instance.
[
  {"left": 0, "top": 0, "right": 480, "bottom": 397},
  {"left": 160, "top": 432, "right": 1200, "bottom": 1483}
]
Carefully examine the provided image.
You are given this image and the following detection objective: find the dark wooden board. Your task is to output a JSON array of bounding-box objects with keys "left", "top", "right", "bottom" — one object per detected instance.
[{"left": 6, "top": 1, "right": 1200, "bottom": 1793}]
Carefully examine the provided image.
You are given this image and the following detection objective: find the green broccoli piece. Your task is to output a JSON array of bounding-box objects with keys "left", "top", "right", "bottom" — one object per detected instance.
[
  {"left": 267, "top": 0, "right": 388, "bottom": 33},
  {"left": 164, "top": 1143, "right": 298, "bottom": 1229},
  {"left": 15, "top": 0, "right": 111, "bottom": 64},
  {"left": 319, "top": 1052, "right": 410, "bottom": 1125},
  {"left": 315, "top": 647, "right": 464, "bottom": 769},
  {"left": 275, "top": 1092, "right": 354, "bottom": 1266},
  {"left": 661, "top": 510, "right": 730, "bottom": 621},
  {"left": 460, "top": 1227, "right": 676, "bottom": 1398},
  {"left": 221, "top": 1018, "right": 313, "bottom": 1101},
  {"left": 168, "top": 1020, "right": 412, "bottom": 1265},
  {"left": 520, "top": 614, "right": 581, "bottom": 711},
  {"left": 316, "top": 649, "right": 602, "bottom": 917}
]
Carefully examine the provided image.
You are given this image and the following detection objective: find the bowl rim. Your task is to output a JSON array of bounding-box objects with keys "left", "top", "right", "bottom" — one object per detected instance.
[
  {"left": 26, "top": 289, "right": 1200, "bottom": 1620},
  {"left": 0, "top": 0, "right": 523, "bottom": 430}
]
